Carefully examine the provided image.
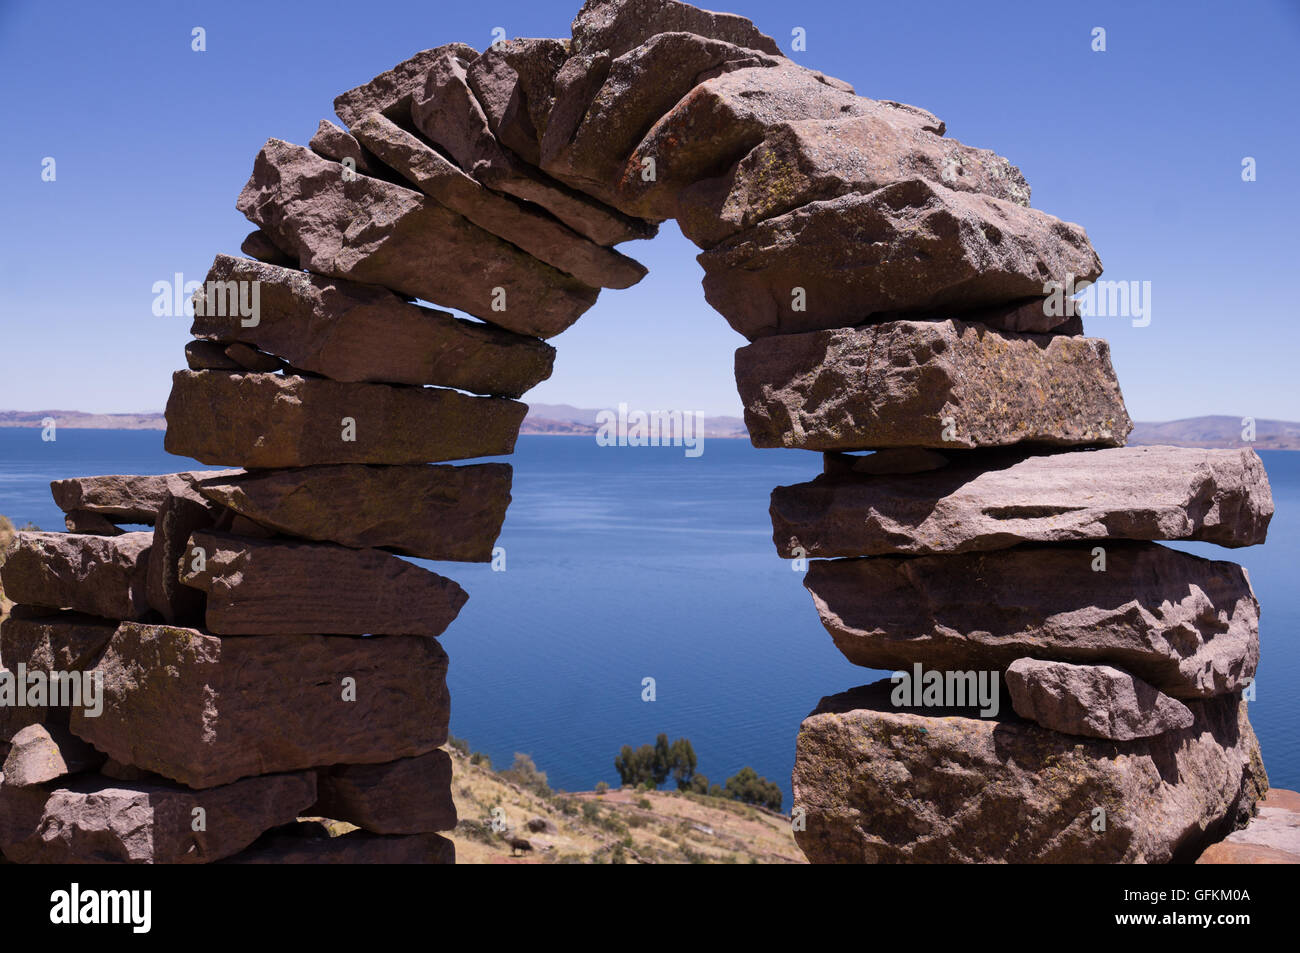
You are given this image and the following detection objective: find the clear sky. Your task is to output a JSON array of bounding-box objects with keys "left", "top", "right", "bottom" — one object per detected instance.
[{"left": 1, "top": 0, "right": 1297, "bottom": 419}]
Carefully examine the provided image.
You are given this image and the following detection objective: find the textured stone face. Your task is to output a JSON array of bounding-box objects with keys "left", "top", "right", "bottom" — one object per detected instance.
[
  {"left": 1, "top": 532, "right": 152, "bottom": 621},
  {"left": 350, "top": 112, "right": 647, "bottom": 289},
  {"left": 222, "top": 826, "right": 455, "bottom": 864},
  {"left": 164, "top": 371, "right": 526, "bottom": 468},
  {"left": 240, "top": 229, "right": 295, "bottom": 266},
  {"left": 738, "top": 320, "right": 1131, "bottom": 452},
  {"left": 703, "top": 181, "right": 1103, "bottom": 339},
  {"left": 193, "top": 463, "right": 511, "bottom": 562},
  {"left": 49, "top": 472, "right": 225, "bottom": 524},
  {"left": 803, "top": 543, "right": 1259, "bottom": 699},
  {"left": 570, "top": 0, "right": 783, "bottom": 59},
  {"left": 678, "top": 108, "right": 1031, "bottom": 248},
  {"left": 191, "top": 255, "right": 555, "bottom": 397},
  {"left": 312, "top": 749, "right": 457, "bottom": 834},
  {"left": 411, "top": 46, "right": 653, "bottom": 246},
  {"left": 145, "top": 486, "right": 222, "bottom": 625},
  {"left": 236, "top": 139, "right": 600, "bottom": 337},
  {"left": 1005, "top": 659, "right": 1195, "bottom": 740},
  {"left": 333, "top": 43, "right": 480, "bottom": 127},
  {"left": 792, "top": 681, "right": 1265, "bottom": 864},
  {"left": 772, "top": 446, "right": 1273, "bottom": 557},
  {"left": 309, "top": 118, "right": 383, "bottom": 177},
  {"left": 540, "top": 32, "right": 783, "bottom": 205},
  {"left": 622, "top": 64, "right": 867, "bottom": 221},
  {"left": 0, "top": 608, "right": 117, "bottom": 677},
  {"left": 2, "top": 722, "right": 104, "bottom": 786},
  {"left": 70, "top": 624, "right": 451, "bottom": 789},
  {"left": 467, "top": 38, "right": 569, "bottom": 165},
  {"left": 179, "top": 531, "right": 468, "bottom": 637},
  {"left": 0, "top": 771, "right": 316, "bottom": 864}
]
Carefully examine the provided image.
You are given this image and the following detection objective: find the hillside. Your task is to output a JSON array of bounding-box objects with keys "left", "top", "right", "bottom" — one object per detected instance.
[{"left": 441, "top": 743, "right": 804, "bottom": 864}]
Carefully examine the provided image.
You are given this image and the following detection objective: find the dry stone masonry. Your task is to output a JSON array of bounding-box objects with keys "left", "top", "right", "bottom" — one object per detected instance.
[{"left": 0, "top": 0, "right": 1276, "bottom": 863}]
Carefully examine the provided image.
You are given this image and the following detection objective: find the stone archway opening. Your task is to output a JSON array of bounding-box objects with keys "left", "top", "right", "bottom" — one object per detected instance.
[{"left": 0, "top": 0, "right": 1273, "bottom": 864}]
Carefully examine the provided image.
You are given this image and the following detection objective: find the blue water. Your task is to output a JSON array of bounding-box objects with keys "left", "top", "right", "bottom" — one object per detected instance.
[{"left": 1, "top": 429, "right": 1296, "bottom": 805}]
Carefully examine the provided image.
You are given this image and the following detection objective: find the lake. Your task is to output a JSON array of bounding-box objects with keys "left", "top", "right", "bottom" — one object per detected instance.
[{"left": 0, "top": 428, "right": 1295, "bottom": 806}]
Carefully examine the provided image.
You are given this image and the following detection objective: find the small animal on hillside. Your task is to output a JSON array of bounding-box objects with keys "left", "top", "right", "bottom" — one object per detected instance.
[{"left": 509, "top": 837, "right": 533, "bottom": 857}]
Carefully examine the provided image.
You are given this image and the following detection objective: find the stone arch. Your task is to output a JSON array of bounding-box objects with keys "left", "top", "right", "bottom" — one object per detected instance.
[{"left": 0, "top": 0, "right": 1272, "bottom": 863}]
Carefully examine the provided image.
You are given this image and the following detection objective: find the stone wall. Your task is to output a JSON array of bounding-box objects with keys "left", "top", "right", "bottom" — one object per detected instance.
[{"left": 0, "top": 0, "right": 1273, "bottom": 863}]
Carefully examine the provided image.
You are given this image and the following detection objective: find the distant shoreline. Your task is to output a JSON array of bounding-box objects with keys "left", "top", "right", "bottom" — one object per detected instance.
[{"left": 2, "top": 410, "right": 1298, "bottom": 449}]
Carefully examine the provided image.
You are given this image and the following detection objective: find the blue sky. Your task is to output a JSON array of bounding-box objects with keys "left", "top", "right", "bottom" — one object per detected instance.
[{"left": 1, "top": 0, "right": 1296, "bottom": 418}]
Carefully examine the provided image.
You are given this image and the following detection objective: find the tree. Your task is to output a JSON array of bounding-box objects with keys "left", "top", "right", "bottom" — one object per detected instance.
[
  {"left": 501, "top": 752, "right": 549, "bottom": 795},
  {"left": 669, "top": 738, "right": 697, "bottom": 790},
  {"left": 652, "top": 733, "right": 671, "bottom": 786},
  {"left": 723, "top": 766, "right": 783, "bottom": 812}
]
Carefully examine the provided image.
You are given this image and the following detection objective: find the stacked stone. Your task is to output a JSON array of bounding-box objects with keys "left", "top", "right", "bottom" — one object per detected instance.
[{"left": 0, "top": 0, "right": 1276, "bottom": 863}]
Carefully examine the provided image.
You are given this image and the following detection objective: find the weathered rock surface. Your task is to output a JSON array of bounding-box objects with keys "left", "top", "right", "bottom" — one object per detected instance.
[
  {"left": 772, "top": 446, "right": 1273, "bottom": 557},
  {"left": 410, "top": 45, "right": 653, "bottom": 246},
  {"left": 236, "top": 138, "right": 600, "bottom": 337},
  {"left": 309, "top": 118, "right": 382, "bottom": 177},
  {"left": 466, "top": 38, "right": 569, "bottom": 166},
  {"left": 185, "top": 339, "right": 242, "bottom": 371},
  {"left": 622, "top": 64, "right": 885, "bottom": 221},
  {"left": 145, "top": 485, "right": 222, "bottom": 625},
  {"left": 541, "top": 32, "right": 782, "bottom": 206},
  {"left": 239, "top": 229, "right": 296, "bottom": 266},
  {"left": 0, "top": 608, "right": 117, "bottom": 677},
  {"left": 803, "top": 543, "right": 1259, "bottom": 699},
  {"left": 1, "top": 532, "right": 152, "bottom": 621},
  {"left": 222, "top": 825, "right": 454, "bottom": 864},
  {"left": 1196, "top": 788, "right": 1300, "bottom": 864},
  {"left": 62, "top": 511, "right": 123, "bottom": 536},
  {"left": 2, "top": 723, "right": 104, "bottom": 786},
  {"left": 678, "top": 108, "right": 1031, "bottom": 248},
  {"left": 1005, "top": 659, "right": 1195, "bottom": 740},
  {"left": 739, "top": 320, "right": 1131, "bottom": 452},
  {"left": 0, "top": 771, "right": 315, "bottom": 864},
  {"left": 191, "top": 255, "right": 555, "bottom": 397},
  {"left": 71, "top": 623, "right": 451, "bottom": 788},
  {"left": 179, "top": 530, "right": 468, "bottom": 637},
  {"left": 350, "top": 112, "right": 646, "bottom": 288},
  {"left": 570, "top": 0, "right": 782, "bottom": 59},
  {"left": 49, "top": 472, "right": 226, "bottom": 524},
  {"left": 193, "top": 463, "right": 511, "bottom": 561},
  {"left": 703, "top": 180, "right": 1103, "bottom": 339},
  {"left": 792, "top": 680, "right": 1265, "bottom": 863},
  {"left": 164, "top": 371, "right": 526, "bottom": 467},
  {"left": 334, "top": 43, "right": 479, "bottom": 127},
  {"left": 312, "top": 749, "right": 456, "bottom": 834}
]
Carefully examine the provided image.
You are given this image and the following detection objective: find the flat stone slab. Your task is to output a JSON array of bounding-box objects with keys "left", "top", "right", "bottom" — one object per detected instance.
[
  {"left": 0, "top": 770, "right": 315, "bottom": 864},
  {"left": 804, "top": 543, "right": 1259, "bottom": 699},
  {"left": 0, "top": 608, "right": 116, "bottom": 679},
  {"left": 223, "top": 825, "right": 454, "bottom": 864},
  {"left": 466, "top": 38, "right": 568, "bottom": 167},
  {"left": 49, "top": 472, "right": 231, "bottom": 524},
  {"left": 351, "top": 113, "right": 647, "bottom": 289},
  {"left": 410, "top": 45, "right": 652, "bottom": 246},
  {"left": 702, "top": 179, "right": 1102, "bottom": 340},
  {"left": 312, "top": 749, "right": 456, "bottom": 834},
  {"left": 793, "top": 680, "right": 1265, "bottom": 863},
  {"left": 738, "top": 319, "right": 1131, "bottom": 452},
  {"left": 540, "top": 32, "right": 783, "bottom": 208},
  {"left": 192, "top": 255, "right": 555, "bottom": 398},
  {"left": 164, "top": 370, "right": 526, "bottom": 467},
  {"left": 334, "top": 43, "right": 479, "bottom": 127},
  {"left": 678, "top": 106, "right": 1032, "bottom": 248},
  {"left": 1, "top": 532, "right": 152, "bottom": 621},
  {"left": 771, "top": 446, "right": 1273, "bottom": 557},
  {"left": 1005, "top": 659, "right": 1195, "bottom": 740},
  {"left": 622, "top": 63, "right": 862, "bottom": 221},
  {"left": 71, "top": 623, "right": 451, "bottom": 789},
  {"left": 193, "top": 463, "right": 511, "bottom": 562},
  {"left": 1197, "top": 789, "right": 1300, "bottom": 864},
  {"left": 237, "top": 138, "right": 600, "bottom": 338},
  {"left": 571, "top": 0, "right": 783, "bottom": 60},
  {"left": 179, "top": 531, "right": 468, "bottom": 637}
]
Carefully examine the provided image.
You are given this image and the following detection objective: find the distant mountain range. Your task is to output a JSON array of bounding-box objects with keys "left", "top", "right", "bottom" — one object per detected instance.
[{"left": 2, "top": 408, "right": 1298, "bottom": 449}]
